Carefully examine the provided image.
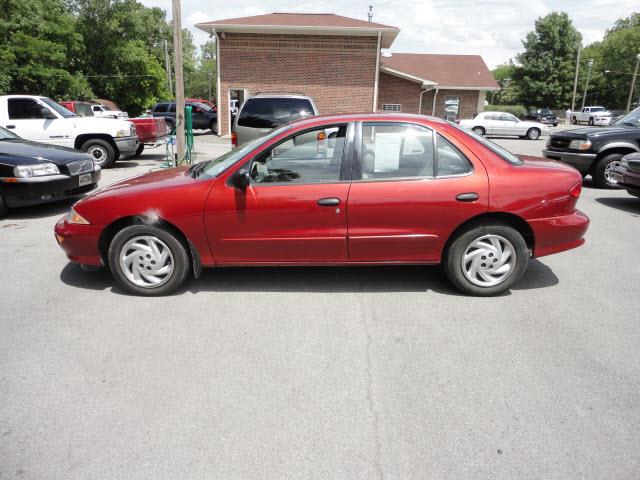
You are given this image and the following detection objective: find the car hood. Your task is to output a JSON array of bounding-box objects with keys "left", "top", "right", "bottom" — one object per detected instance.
[
  {"left": 0, "top": 139, "right": 92, "bottom": 165},
  {"left": 551, "top": 125, "right": 637, "bottom": 139},
  {"left": 72, "top": 116, "right": 132, "bottom": 130}
]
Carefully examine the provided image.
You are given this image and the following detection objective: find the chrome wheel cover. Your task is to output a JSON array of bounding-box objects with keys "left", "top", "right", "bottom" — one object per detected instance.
[
  {"left": 119, "top": 235, "right": 174, "bottom": 288},
  {"left": 529, "top": 129, "right": 540, "bottom": 139},
  {"left": 604, "top": 160, "right": 621, "bottom": 184},
  {"left": 462, "top": 234, "right": 516, "bottom": 287},
  {"left": 87, "top": 145, "right": 107, "bottom": 163}
]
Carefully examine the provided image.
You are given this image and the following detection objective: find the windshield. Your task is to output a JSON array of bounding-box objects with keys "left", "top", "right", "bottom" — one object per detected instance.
[
  {"left": 189, "top": 102, "right": 212, "bottom": 112},
  {"left": 0, "top": 126, "right": 19, "bottom": 140},
  {"left": 102, "top": 105, "right": 112, "bottom": 111},
  {"left": 448, "top": 121, "right": 523, "bottom": 165},
  {"left": 41, "top": 98, "right": 75, "bottom": 118},
  {"left": 614, "top": 107, "right": 640, "bottom": 127},
  {"left": 195, "top": 125, "right": 293, "bottom": 179}
]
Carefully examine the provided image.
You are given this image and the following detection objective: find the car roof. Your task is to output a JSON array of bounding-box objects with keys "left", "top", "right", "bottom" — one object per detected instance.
[
  {"left": 249, "top": 93, "right": 313, "bottom": 99},
  {"left": 286, "top": 113, "right": 448, "bottom": 128}
]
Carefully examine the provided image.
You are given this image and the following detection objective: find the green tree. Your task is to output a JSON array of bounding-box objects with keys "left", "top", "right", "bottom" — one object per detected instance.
[
  {"left": 490, "top": 63, "right": 520, "bottom": 105},
  {"left": 513, "top": 12, "right": 582, "bottom": 109},
  {"left": 185, "top": 40, "right": 217, "bottom": 101},
  {"left": 581, "top": 12, "right": 640, "bottom": 109},
  {"left": 0, "top": 0, "right": 93, "bottom": 98}
]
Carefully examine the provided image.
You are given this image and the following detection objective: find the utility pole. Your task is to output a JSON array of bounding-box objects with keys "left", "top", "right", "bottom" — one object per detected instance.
[
  {"left": 172, "top": 0, "right": 185, "bottom": 163},
  {"left": 208, "top": 72, "right": 212, "bottom": 103},
  {"left": 163, "top": 39, "right": 173, "bottom": 96},
  {"left": 571, "top": 45, "right": 581, "bottom": 112},
  {"left": 626, "top": 53, "right": 640, "bottom": 113},
  {"left": 581, "top": 59, "right": 594, "bottom": 109},
  {"left": 367, "top": 5, "right": 373, "bottom": 22}
]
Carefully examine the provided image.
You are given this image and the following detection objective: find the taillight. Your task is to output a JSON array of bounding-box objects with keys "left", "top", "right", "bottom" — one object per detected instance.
[
  {"left": 231, "top": 131, "right": 237, "bottom": 148},
  {"left": 569, "top": 181, "right": 582, "bottom": 199}
]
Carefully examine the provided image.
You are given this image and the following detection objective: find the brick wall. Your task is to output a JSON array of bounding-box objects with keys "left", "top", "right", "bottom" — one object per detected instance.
[
  {"left": 376, "top": 72, "right": 422, "bottom": 114},
  {"left": 217, "top": 33, "right": 379, "bottom": 135},
  {"left": 420, "top": 89, "right": 481, "bottom": 119}
]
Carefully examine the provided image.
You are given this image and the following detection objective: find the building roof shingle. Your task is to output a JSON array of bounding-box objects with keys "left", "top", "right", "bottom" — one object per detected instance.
[{"left": 381, "top": 53, "right": 499, "bottom": 90}]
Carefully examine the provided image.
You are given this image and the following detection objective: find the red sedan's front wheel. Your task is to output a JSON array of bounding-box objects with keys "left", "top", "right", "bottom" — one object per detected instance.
[
  {"left": 444, "top": 223, "right": 529, "bottom": 296},
  {"left": 108, "top": 224, "right": 190, "bottom": 296}
]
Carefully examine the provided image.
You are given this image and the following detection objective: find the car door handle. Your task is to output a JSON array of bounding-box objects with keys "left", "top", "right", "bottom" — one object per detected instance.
[
  {"left": 5, "top": 125, "right": 15, "bottom": 129},
  {"left": 317, "top": 197, "right": 341, "bottom": 206},
  {"left": 456, "top": 192, "right": 479, "bottom": 202}
]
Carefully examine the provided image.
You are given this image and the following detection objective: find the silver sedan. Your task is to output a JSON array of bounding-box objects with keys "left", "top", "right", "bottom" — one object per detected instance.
[{"left": 459, "top": 111, "right": 550, "bottom": 140}]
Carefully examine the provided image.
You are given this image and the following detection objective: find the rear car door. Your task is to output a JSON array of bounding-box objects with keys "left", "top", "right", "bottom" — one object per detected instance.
[
  {"left": 346, "top": 121, "right": 488, "bottom": 262},
  {"left": 204, "top": 123, "right": 353, "bottom": 263}
]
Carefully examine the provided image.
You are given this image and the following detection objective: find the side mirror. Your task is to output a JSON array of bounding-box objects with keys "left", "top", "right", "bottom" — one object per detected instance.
[{"left": 234, "top": 168, "right": 251, "bottom": 189}]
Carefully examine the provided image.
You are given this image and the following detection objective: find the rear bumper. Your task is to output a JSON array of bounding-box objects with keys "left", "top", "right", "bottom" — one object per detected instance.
[
  {"left": 543, "top": 149, "right": 596, "bottom": 173},
  {"left": 1, "top": 170, "right": 101, "bottom": 208},
  {"left": 529, "top": 210, "right": 589, "bottom": 258},
  {"left": 114, "top": 136, "right": 139, "bottom": 155},
  {"left": 54, "top": 217, "right": 104, "bottom": 266},
  {"left": 612, "top": 165, "right": 640, "bottom": 197}
]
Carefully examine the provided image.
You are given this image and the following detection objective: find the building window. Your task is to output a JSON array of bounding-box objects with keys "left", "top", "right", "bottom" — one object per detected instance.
[{"left": 382, "top": 104, "right": 402, "bottom": 112}]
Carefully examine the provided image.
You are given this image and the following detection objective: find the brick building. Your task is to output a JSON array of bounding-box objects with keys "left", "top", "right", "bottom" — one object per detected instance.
[{"left": 195, "top": 13, "right": 499, "bottom": 136}]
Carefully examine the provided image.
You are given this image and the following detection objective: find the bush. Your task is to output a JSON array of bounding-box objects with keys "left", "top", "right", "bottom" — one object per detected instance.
[{"left": 484, "top": 105, "right": 527, "bottom": 118}]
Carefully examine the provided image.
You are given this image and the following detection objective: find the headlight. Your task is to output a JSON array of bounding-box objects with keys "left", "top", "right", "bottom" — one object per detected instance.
[
  {"left": 546, "top": 137, "right": 551, "bottom": 148},
  {"left": 14, "top": 163, "right": 60, "bottom": 178},
  {"left": 568, "top": 140, "right": 592, "bottom": 151},
  {"left": 115, "top": 129, "right": 129, "bottom": 138},
  {"left": 66, "top": 208, "right": 90, "bottom": 225}
]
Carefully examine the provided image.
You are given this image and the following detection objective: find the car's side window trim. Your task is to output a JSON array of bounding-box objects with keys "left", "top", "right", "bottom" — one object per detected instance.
[{"left": 242, "top": 122, "right": 354, "bottom": 187}]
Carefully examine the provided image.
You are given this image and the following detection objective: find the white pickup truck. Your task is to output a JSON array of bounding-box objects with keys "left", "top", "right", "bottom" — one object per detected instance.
[
  {"left": 571, "top": 106, "right": 612, "bottom": 126},
  {"left": 90, "top": 103, "right": 129, "bottom": 119},
  {"left": 0, "top": 95, "right": 138, "bottom": 168}
]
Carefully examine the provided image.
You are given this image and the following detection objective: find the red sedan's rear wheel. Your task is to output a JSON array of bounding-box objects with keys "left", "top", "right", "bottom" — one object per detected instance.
[
  {"left": 444, "top": 223, "right": 529, "bottom": 296},
  {"left": 108, "top": 224, "right": 190, "bottom": 296}
]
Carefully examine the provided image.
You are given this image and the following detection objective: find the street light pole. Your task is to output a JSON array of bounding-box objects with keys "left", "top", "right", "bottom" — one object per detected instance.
[
  {"left": 571, "top": 45, "right": 581, "bottom": 112},
  {"left": 626, "top": 53, "right": 640, "bottom": 113},
  {"left": 172, "top": 0, "right": 185, "bottom": 164},
  {"left": 581, "top": 59, "right": 594, "bottom": 110}
]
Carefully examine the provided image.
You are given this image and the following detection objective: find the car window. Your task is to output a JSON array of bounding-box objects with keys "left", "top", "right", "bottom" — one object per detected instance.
[
  {"left": 448, "top": 121, "right": 523, "bottom": 165},
  {"left": 359, "top": 123, "right": 434, "bottom": 180},
  {"left": 436, "top": 134, "right": 473, "bottom": 176},
  {"left": 169, "top": 104, "right": 176, "bottom": 113},
  {"left": 499, "top": 114, "right": 517, "bottom": 122},
  {"left": 238, "top": 98, "right": 315, "bottom": 129},
  {"left": 76, "top": 103, "right": 94, "bottom": 117},
  {"left": 250, "top": 125, "right": 346, "bottom": 184},
  {"left": 8, "top": 99, "right": 48, "bottom": 119},
  {"left": 92, "top": 106, "right": 101, "bottom": 111},
  {"left": 154, "top": 103, "right": 168, "bottom": 113},
  {"left": 484, "top": 113, "right": 498, "bottom": 121}
]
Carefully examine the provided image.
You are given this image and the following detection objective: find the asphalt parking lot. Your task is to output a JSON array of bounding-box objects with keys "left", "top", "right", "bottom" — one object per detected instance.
[{"left": 2, "top": 127, "right": 639, "bottom": 479}]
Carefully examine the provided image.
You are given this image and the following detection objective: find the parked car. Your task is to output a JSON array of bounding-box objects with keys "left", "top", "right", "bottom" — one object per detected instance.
[
  {"left": 0, "top": 95, "right": 138, "bottom": 168},
  {"left": 58, "top": 101, "right": 95, "bottom": 118},
  {"left": 90, "top": 103, "right": 128, "bottom": 119},
  {"left": 0, "top": 126, "right": 100, "bottom": 217},
  {"left": 55, "top": 113, "right": 589, "bottom": 297},
  {"left": 543, "top": 107, "right": 640, "bottom": 187},
  {"left": 150, "top": 101, "right": 217, "bottom": 133},
  {"left": 571, "top": 106, "right": 612, "bottom": 126},
  {"left": 612, "top": 152, "right": 640, "bottom": 197},
  {"left": 126, "top": 117, "right": 172, "bottom": 157},
  {"left": 459, "top": 111, "right": 549, "bottom": 140},
  {"left": 186, "top": 98, "right": 217, "bottom": 112},
  {"left": 524, "top": 108, "right": 558, "bottom": 126},
  {"left": 233, "top": 93, "right": 318, "bottom": 147}
]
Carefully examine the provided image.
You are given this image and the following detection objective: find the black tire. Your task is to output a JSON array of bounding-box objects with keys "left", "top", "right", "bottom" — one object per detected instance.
[
  {"left": 81, "top": 138, "right": 116, "bottom": 168},
  {"left": 572, "top": 116, "right": 577, "bottom": 124},
  {"left": 588, "top": 117, "right": 594, "bottom": 126},
  {"left": 592, "top": 153, "right": 624, "bottom": 189},
  {"left": 108, "top": 224, "right": 190, "bottom": 296},
  {"left": 526, "top": 128, "right": 541, "bottom": 140},
  {"left": 553, "top": 123, "right": 558, "bottom": 127},
  {"left": 132, "top": 144, "right": 144, "bottom": 158},
  {"left": 0, "top": 194, "right": 8, "bottom": 218},
  {"left": 209, "top": 121, "right": 217, "bottom": 135},
  {"left": 472, "top": 126, "right": 485, "bottom": 136},
  {"left": 443, "top": 222, "right": 529, "bottom": 296}
]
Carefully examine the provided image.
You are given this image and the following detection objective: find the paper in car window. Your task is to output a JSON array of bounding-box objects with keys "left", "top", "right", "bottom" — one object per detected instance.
[{"left": 373, "top": 132, "right": 401, "bottom": 172}]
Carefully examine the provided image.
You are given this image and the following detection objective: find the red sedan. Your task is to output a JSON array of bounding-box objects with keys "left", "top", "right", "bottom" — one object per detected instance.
[{"left": 54, "top": 114, "right": 589, "bottom": 296}]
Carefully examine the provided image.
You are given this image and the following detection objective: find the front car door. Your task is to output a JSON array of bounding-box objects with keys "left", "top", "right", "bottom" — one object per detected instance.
[
  {"left": 5, "top": 97, "right": 66, "bottom": 144},
  {"left": 204, "top": 123, "right": 353, "bottom": 264},
  {"left": 346, "top": 121, "right": 489, "bottom": 263}
]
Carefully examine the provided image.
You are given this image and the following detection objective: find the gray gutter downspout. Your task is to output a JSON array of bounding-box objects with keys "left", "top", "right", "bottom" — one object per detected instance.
[
  {"left": 214, "top": 31, "right": 222, "bottom": 136},
  {"left": 418, "top": 84, "right": 433, "bottom": 115},
  {"left": 373, "top": 31, "right": 381, "bottom": 112},
  {"left": 431, "top": 87, "right": 439, "bottom": 116}
]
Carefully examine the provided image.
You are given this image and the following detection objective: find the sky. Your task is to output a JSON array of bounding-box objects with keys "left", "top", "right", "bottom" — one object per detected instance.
[{"left": 140, "top": 0, "right": 637, "bottom": 68}]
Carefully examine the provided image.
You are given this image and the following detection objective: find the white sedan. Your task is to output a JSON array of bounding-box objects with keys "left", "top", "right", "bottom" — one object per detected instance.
[{"left": 459, "top": 112, "right": 549, "bottom": 140}]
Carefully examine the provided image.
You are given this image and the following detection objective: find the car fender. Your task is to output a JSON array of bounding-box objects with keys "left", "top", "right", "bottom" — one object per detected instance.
[{"left": 597, "top": 142, "right": 639, "bottom": 154}]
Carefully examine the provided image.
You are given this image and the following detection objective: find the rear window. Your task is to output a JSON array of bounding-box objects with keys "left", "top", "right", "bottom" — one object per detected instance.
[
  {"left": 448, "top": 122, "right": 523, "bottom": 165},
  {"left": 237, "top": 97, "right": 314, "bottom": 129}
]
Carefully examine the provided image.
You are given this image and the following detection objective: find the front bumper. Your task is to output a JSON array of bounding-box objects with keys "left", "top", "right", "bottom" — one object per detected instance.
[
  {"left": 54, "top": 216, "right": 104, "bottom": 266},
  {"left": 114, "top": 135, "right": 139, "bottom": 155},
  {"left": 543, "top": 149, "right": 597, "bottom": 173},
  {"left": 529, "top": 209, "right": 590, "bottom": 258},
  {"left": 612, "top": 165, "right": 640, "bottom": 197},
  {"left": 1, "top": 169, "right": 101, "bottom": 208}
]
